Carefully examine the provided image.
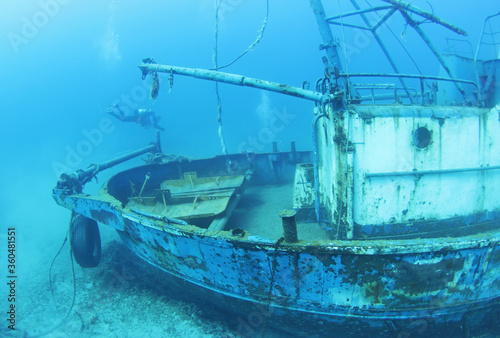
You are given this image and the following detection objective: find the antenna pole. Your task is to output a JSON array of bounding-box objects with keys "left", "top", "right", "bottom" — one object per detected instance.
[{"left": 310, "top": 0, "right": 346, "bottom": 92}]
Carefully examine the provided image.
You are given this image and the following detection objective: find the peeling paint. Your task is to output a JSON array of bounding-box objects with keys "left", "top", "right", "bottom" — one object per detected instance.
[{"left": 52, "top": 145, "right": 500, "bottom": 336}]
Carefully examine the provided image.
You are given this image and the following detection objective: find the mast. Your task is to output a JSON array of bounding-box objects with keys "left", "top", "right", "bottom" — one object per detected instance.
[
  {"left": 309, "top": 0, "right": 347, "bottom": 95},
  {"left": 139, "top": 63, "right": 333, "bottom": 103},
  {"left": 314, "top": 0, "right": 470, "bottom": 103}
]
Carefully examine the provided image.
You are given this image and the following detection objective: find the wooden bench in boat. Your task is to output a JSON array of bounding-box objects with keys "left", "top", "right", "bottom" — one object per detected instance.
[{"left": 127, "top": 171, "right": 246, "bottom": 230}]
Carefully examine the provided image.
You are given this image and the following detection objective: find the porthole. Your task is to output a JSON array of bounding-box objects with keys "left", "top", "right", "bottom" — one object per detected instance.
[{"left": 413, "top": 127, "right": 432, "bottom": 149}]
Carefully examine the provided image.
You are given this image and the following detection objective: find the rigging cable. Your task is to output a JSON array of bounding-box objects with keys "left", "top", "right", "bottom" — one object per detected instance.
[
  {"left": 214, "top": 0, "right": 228, "bottom": 155},
  {"left": 364, "top": 0, "right": 424, "bottom": 75},
  {"left": 212, "top": 0, "right": 270, "bottom": 156},
  {"left": 212, "top": 0, "right": 270, "bottom": 71},
  {"left": 25, "top": 224, "right": 82, "bottom": 337}
]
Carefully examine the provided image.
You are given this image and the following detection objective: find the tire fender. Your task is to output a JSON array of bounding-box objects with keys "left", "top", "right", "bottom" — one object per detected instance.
[{"left": 69, "top": 212, "right": 101, "bottom": 268}]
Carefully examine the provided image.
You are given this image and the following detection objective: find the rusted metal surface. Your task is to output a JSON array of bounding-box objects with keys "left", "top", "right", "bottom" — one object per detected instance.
[
  {"left": 52, "top": 191, "right": 125, "bottom": 231},
  {"left": 316, "top": 104, "right": 500, "bottom": 238},
  {"left": 49, "top": 0, "right": 500, "bottom": 335},
  {"left": 292, "top": 163, "right": 315, "bottom": 209},
  {"left": 114, "top": 208, "right": 500, "bottom": 336},
  {"left": 138, "top": 63, "right": 333, "bottom": 103},
  {"left": 52, "top": 150, "right": 500, "bottom": 335}
]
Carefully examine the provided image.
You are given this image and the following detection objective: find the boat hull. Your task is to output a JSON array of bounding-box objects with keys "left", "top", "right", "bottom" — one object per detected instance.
[
  {"left": 52, "top": 150, "right": 500, "bottom": 336},
  {"left": 115, "top": 210, "right": 500, "bottom": 337}
]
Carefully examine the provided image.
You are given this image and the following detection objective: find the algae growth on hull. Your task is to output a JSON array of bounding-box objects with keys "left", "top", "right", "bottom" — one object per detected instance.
[{"left": 13, "top": 227, "right": 291, "bottom": 337}]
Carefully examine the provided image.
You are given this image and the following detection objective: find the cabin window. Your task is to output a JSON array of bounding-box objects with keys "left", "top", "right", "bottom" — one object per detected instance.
[{"left": 413, "top": 127, "right": 431, "bottom": 149}]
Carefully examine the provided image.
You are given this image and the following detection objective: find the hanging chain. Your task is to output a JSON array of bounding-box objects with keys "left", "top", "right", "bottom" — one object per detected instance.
[
  {"left": 168, "top": 69, "right": 174, "bottom": 94},
  {"left": 150, "top": 71, "right": 160, "bottom": 101},
  {"left": 261, "top": 237, "right": 285, "bottom": 337}
]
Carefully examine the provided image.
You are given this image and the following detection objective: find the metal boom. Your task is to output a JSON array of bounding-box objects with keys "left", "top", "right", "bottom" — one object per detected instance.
[{"left": 139, "top": 63, "right": 332, "bottom": 103}]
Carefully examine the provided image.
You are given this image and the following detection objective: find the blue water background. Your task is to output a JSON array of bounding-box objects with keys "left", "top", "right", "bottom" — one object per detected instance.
[{"left": 0, "top": 0, "right": 498, "bottom": 334}]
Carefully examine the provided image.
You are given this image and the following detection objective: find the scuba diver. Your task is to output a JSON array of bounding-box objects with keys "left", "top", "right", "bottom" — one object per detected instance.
[{"left": 104, "top": 104, "right": 165, "bottom": 131}]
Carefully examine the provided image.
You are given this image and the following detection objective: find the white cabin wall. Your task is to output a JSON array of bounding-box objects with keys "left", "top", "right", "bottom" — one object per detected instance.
[
  {"left": 351, "top": 105, "right": 500, "bottom": 226},
  {"left": 315, "top": 107, "right": 336, "bottom": 220},
  {"left": 316, "top": 104, "right": 500, "bottom": 229}
]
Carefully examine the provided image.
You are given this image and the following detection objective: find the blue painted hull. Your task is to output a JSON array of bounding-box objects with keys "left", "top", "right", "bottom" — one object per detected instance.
[
  {"left": 50, "top": 2, "right": 500, "bottom": 334},
  {"left": 53, "top": 153, "right": 500, "bottom": 336},
  {"left": 116, "top": 207, "right": 500, "bottom": 337}
]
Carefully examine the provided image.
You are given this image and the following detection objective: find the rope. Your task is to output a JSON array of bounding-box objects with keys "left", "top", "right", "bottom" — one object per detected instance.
[
  {"left": 212, "top": 0, "right": 269, "bottom": 71},
  {"left": 212, "top": 0, "right": 269, "bottom": 156},
  {"left": 151, "top": 66, "right": 160, "bottom": 102},
  {"left": 25, "top": 221, "right": 82, "bottom": 337},
  {"left": 214, "top": 0, "right": 228, "bottom": 156}
]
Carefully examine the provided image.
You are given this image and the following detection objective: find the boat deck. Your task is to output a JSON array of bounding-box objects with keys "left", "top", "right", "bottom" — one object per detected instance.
[{"left": 225, "top": 183, "right": 331, "bottom": 241}]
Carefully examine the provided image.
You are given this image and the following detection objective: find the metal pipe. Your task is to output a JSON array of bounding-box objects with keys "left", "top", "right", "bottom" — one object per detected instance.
[
  {"left": 338, "top": 72, "right": 478, "bottom": 88},
  {"left": 474, "top": 12, "right": 500, "bottom": 62},
  {"left": 75, "top": 142, "right": 159, "bottom": 184},
  {"left": 371, "top": 7, "right": 397, "bottom": 31},
  {"left": 380, "top": 0, "right": 468, "bottom": 36},
  {"left": 323, "top": 21, "right": 371, "bottom": 31},
  {"left": 350, "top": 0, "right": 413, "bottom": 102},
  {"left": 55, "top": 141, "right": 160, "bottom": 194},
  {"left": 365, "top": 165, "right": 500, "bottom": 178},
  {"left": 312, "top": 114, "right": 324, "bottom": 225},
  {"left": 156, "top": 130, "right": 162, "bottom": 153},
  {"left": 138, "top": 172, "right": 151, "bottom": 198},
  {"left": 325, "top": 6, "right": 393, "bottom": 21},
  {"left": 359, "top": 91, "right": 412, "bottom": 102},
  {"left": 345, "top": 111, "right": 354, "bottom": 240},
  {"left": 138, "top": 63, "right": 328, "bottom": 103},
  {"left": 398, "top": 10, "right": 467, "bottom": 98},
  {"left": 474, "top": 12, "right": 500, "bottom": 104},
  {"left": 280, "top": 209, "right": 298, "bottom": 243},
  {"left": 353, "top": 84, "right": 397, "bottom": 89},
  {"left": 272, "top": 141, "right": 278, "bottom": 153},
  {"left": 208, "top": 194, "right": 242, "bottom": 231},
  {"left": 309, "top": 0, "right": 346, "bottom": 92}
]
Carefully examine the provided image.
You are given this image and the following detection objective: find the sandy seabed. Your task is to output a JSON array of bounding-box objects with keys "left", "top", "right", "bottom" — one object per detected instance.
[{"left": 5, "top": 225, "right": 290, "bottom": 338}]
